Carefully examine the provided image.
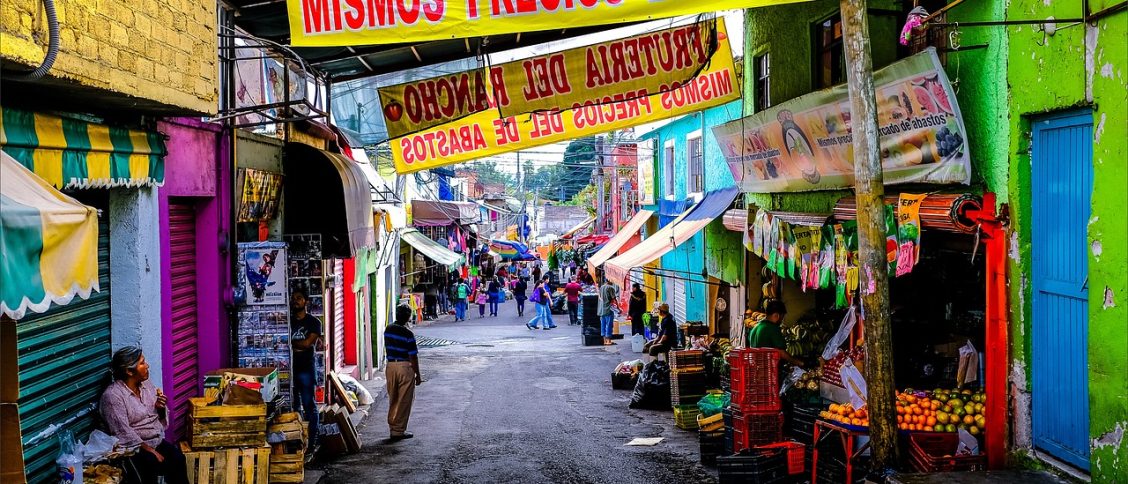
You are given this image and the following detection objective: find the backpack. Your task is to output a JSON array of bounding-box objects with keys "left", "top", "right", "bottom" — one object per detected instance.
[
  {"left": 456, "top": 283, "right": 468, "bottom": 299},
  {"left": 530, "top": 286, "right": 543, "bottom": 304}
]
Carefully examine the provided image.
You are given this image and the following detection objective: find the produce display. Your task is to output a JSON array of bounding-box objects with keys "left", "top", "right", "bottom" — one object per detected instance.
[
  {"left": 819, "top": 403, "right": 869, "bottom": 427},
  {"left": 896, "top": 388, "right": 986, "bottom": 435},
  {"left": 794, "top": 368, "right": 822, "bottom": 392}
]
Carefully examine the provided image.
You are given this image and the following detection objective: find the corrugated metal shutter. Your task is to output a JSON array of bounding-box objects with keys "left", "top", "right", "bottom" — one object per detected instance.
[
  {"left": 672, "top": 278, "right": 686, "bottom": 325},
  {"left": 333, "top": 259, "right": 345, "bottom": 370},
  {"left": 168, "top": 202, "right": 199, "bottom": 439},
  {"left": 18, "top": 214, "right": 111, "bottom": 483}
]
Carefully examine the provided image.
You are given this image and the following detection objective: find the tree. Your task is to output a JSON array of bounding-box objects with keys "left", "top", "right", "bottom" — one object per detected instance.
[
  {"left": 560, "top": 184, "right": 597, "bottom": 217},
  {"left": 466, "top": 160, "right": 513, "bottom": 187}
]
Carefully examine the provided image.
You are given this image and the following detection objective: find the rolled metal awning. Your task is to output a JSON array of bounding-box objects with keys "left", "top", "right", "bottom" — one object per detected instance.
[
  {"left": 833, "top": 193, "right": 982, "bottom": 233},
  {"left": 282, "top": 142, "right": 375, "bottom": 258}
]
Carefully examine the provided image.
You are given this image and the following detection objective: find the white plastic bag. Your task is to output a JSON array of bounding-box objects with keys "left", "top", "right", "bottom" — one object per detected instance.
[
  {"left": 780, "top": 367, "right": 807, "bottom": 396},
  {"left": 839, "top": 358, "right": 868, "bottom": 410},
  {"left": 336, "top": 374, "right": 374, "bottom": 406},
  {"left": 81, "top": 430, "right": 117, "bottom": 463},
  {"left": 821, "top": 307, "right": 857, "bottom": 361},
  {"left": 56, "top": 430, "right": 83, "bottom": 484},
  {"left": 957, "top": 340, "right": 979, "bottom": 387},
  {"left": 957, "top": 428, "right": 980, "bottom": 455}
]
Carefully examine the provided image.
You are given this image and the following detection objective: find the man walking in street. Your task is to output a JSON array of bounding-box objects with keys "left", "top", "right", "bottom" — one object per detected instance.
[
  {"left": 452, "top": 278, "right": 470, "bottom": 321},
  {"left": 564, "top": 276, "right": 582, "bottom": 325},
  {"left": 291, "top": 289, "right": 322, "bottom": 449},
  {"left": 598, "top": 275, "right": 620, "bottom": 345},
  {"left": 386, "top": 304, "right": 423, "bottom": 440}
]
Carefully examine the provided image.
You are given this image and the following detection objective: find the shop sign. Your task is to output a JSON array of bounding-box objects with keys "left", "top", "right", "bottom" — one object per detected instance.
[
  {"left": 391, "top": 22, "right": 738, "bottom": 173},
  {"left": 379, "top": 22, "right": 719, "bottom": 138},
  {"left": 712, "top": 48, "right": 971, "bottom": 193},
  {"left": 287, "top": 0, "right": 809, "bottom": 47}
]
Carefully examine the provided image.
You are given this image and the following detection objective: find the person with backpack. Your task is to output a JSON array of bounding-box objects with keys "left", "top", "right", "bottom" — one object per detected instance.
[
  {"left": 526, "top": 277, "right": 557, "bottom": 330},
  {"left": 452, "top": 278, "right": 470, "bottom": 321}
]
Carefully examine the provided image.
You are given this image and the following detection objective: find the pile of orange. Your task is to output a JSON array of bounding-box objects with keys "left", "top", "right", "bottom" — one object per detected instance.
[
  {"left": 818, "top": 403, "right": 869, "bottom": 427},
  {"left": 896, "top": 388, "right": 986, "bottom": 434}
]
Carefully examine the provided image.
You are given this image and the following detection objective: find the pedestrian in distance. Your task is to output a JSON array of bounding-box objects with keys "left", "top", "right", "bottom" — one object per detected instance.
[
  {"left": 290, "top": 289, "right": 323, "bottom": 449},
  {"left": 628, "top": 283, "right": 647, "bottom": 336},
  {"left": 526, "top": 277, "right": 557, "bottom": 330},
  {"left": 475, "top": 286, "right": 488, "bottom": 318},
  {"left": 564, "top": 276, "right": 582, "bottom": 326},
  {"left": 512, "top": 276, "right": 529, "bottom": 317},
  {"left": 598, "top": 275, "right": 620, "bottom": 345},
  {"left": 386, "top": 304, "right": 423, "bottom": 440},
  {"left": 541, "top": 276, "right": 558, "bottom": 329},
  {"left": 487, "top": 275, "right": 503, "bottom": 317},
  {"left": 452, "top": 278, "right": 470, "bottom": 321}
]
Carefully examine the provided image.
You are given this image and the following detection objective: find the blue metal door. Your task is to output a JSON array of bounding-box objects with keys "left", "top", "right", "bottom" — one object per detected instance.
[{"left": 1031, "top": 110, "right": 1092, "bottom": 471}]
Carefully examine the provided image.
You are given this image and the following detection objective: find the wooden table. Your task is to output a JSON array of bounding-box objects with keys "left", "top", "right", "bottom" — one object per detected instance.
[{"left": 811, "top": 419, "right": 871, "bottom": 484}]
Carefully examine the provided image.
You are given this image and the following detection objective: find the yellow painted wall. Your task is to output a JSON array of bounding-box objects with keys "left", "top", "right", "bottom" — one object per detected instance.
[{"left": 1, "top": 0, "right": 217, "bottom": 114}]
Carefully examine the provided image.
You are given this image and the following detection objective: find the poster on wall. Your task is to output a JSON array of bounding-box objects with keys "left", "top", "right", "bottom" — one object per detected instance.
[
  {"left": 235, "top": 241, "right": 292, "bottom": 408},
  {"left": 712, "top": 48, "right": 971, "bottom": 193},
  {"left": 238, "top": 168, "right": 284, "bottom": 223},
  {"left": 240, "top": 245, "right": 288, "bottom": 305},
  {"left": 638, "top": 140, "right": 656, "bottom": 205}
]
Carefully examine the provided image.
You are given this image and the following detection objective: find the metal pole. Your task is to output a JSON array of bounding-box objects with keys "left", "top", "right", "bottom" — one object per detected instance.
[{"left": 840, "top": 0, "right": 898, "bottom": 471}]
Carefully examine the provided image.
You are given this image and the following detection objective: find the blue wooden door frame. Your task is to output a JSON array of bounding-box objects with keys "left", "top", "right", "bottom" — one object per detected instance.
[{"left": 1030, "top": 109, "right": 1093, "bottom": 471}]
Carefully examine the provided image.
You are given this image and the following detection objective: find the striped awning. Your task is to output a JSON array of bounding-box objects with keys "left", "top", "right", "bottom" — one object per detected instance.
[
  {"left": 0, "top": 107, "right": 166, "bottom": 189},
  {"left": 1, "top": 152, "right": 100, "bottom": 320}
]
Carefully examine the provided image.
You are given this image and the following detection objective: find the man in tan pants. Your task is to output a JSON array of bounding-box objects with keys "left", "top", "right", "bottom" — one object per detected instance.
[{"left": 386, "top": 304, "right": 422, "bottom": 440}]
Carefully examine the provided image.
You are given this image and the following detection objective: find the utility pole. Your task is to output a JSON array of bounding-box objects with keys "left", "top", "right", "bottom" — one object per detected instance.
[
  {"left": 594, "top": 136, "right": 605, "bottom": 233},
  {"left": 840, "top": 0, "right": 898, "bottom": 471}
]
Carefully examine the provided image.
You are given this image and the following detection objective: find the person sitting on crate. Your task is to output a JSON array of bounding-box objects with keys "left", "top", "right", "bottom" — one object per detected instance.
[
  {"left": 642, "top": 303, "right": 678, "bottom": 359},
  {"left": 99, "top": 346, "right": 189, "bottom": 484},
  {"left": 747, "top": 299, "right": 805, "bottom": 368}
]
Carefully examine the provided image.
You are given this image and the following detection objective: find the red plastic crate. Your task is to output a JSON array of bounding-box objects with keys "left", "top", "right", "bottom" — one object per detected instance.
[
  {"left": 730, "top": 406, "right": 784, "bottom": 453},
  {"left": 728, "top": 349, "right": 781, "bottom": 410},
  {"left": 757, "top": 441, "right": 806, "bottom": 475},
  {"left": 908, "top": 432, "right": 985, "bottom": 472}
]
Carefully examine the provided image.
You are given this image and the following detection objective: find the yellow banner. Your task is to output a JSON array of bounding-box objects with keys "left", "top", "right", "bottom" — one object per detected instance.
[
  {"left": 378, "top": 21, "right": 718, "bottom": 139},
  {"left": 287, "top": 0, "right": 808, "bottom": 47},
  {"left": 392, "top": 24, "right": 738, "bottom": 173}
]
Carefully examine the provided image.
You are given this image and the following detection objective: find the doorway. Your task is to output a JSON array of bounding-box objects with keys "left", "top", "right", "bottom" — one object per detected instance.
[{"left": 1030, "top": 110, "right": 1092, "bottom": 471}]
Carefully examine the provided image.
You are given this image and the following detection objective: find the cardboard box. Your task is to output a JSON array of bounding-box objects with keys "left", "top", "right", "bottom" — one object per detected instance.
[{"left": 204, "top": 368, "right": 279, "bottom": 403}]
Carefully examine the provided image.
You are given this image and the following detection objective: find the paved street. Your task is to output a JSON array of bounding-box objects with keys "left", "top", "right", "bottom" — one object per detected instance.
[{"left": 316, "top": 302, "right": 717, "bottom": 483}]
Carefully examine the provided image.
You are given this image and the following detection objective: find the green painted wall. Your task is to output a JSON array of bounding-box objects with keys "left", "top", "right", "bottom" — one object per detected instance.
[{"left": 1003, "top": 1, "right": 1128, "bottom": 479}]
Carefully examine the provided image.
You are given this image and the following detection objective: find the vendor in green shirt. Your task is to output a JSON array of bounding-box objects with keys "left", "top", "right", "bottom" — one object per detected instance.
[{"left": 748, "top": 299, "right": 805, "bottom": 367}]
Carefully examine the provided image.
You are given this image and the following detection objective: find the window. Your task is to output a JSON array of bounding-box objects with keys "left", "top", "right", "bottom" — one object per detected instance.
[
  {"left": 754, "top": 53, "right": 771, "bottom": 111},
  {"left": 687, "top": 134, "right": 703, "bottom": 194},
  {"left": 815, "top": 15, "right": 845, "bottom": 89},
  {"left": 663, "top": 140, "right": 675, "bottom": 198}
]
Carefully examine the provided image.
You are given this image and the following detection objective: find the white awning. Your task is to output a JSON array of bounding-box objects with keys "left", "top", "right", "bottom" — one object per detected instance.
[{"left": 399, "top": 228, "right": 463, "bottom": 271}]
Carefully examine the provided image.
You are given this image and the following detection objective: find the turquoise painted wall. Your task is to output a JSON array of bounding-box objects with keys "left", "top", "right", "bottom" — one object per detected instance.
[
  {"left": 640, "top": 101, "right": 742, "bottom": 324},
  {"left": 1002, "top": 1, "right": 1127, "bottom": 479}
]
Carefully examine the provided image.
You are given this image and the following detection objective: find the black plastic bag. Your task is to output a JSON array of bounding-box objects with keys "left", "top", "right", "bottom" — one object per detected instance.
[{"left": 629, "top": 360, "right": 671, "bottom": 410}]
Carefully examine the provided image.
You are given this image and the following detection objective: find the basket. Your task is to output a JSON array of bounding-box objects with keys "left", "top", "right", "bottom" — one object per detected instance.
[
  {"left": 730, "top": 406, "right": 784, "bottom": 453},
  {"left": 716, "top": 448, "right": 790, "bottom": 484},
  {"left": 670, "top": 350, "right": 706, "bottom": 370},
  {"left": 674, "top": 404, "right": 701, "bottom": 430},
  {"left": 183, "top": 444, "right": 271, "bottom": 484},
  {"left": 728, "top": 349, "right": 781, "bottom": 411},
  {"left": 700, "top": 430, "right": 725, "bottom": 465},
  {"left": 757, "top": 441, "right": 806, "bottom": 475},
  {"left": 908, "top": 432, "right": 986, "bottom": 472},
  {"left": 671, "top": 369, "right": 707, "bottom": 406},
  {"left": 697, "top": 412, "right": 724, "bottom": 432}
]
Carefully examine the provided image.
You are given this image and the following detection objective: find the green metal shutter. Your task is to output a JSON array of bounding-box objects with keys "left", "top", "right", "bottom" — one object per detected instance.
[{"left": 17, "top": 215, "right": 111, "bottom": 483}]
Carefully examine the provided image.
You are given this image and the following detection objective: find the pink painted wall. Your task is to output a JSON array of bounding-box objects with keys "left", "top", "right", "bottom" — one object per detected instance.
[{"left": 157, "top": 118, "right": 232, "bottom": 439}]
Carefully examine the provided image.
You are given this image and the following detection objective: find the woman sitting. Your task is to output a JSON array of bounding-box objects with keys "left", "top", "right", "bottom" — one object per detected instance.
[{"left": 100, "top": 346, "right": 188, "bottom": 484}]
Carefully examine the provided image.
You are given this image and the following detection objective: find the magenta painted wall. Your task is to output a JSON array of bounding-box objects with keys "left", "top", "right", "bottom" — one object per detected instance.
[{"left": 158, "top": 118, "right": 233, "bottom": 439}]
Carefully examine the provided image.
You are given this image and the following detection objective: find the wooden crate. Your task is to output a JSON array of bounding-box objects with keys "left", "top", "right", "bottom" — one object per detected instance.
[
  {"left": 268, "top": 450, "right": 304, "bottom": 483},
  {"left": 189, "top": 397, "right": 267, "bottom": 449},
  {"left": 184, "top": 445, "right": 270, "bottom": 484},
  {"left": 267, "top": 413, "right": 307, "bottom": 445}
]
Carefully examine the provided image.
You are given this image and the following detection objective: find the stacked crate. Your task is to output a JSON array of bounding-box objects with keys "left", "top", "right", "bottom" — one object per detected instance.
[
  {"left": 267, "top": 412, "right": 307, "bottom": 483},
  {"left": 184, "top": 397, "right": 271, "bottom": 483},
  {"left": 726, "top": 349, "right": 784, "bottom": 453},
  {"left": 670, "top": 350, "right": 707, "bottom": 430}
]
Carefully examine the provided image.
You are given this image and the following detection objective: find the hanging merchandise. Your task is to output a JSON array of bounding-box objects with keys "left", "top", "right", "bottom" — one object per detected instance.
[
  {"left": 885, "top": 205, "right": 900, "bottom": 276},
  {"left": 897, "top": 193, "right": 928, "bottom": 276}
]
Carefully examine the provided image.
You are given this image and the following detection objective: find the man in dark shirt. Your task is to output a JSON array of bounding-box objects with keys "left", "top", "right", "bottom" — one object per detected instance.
[
  {"left": 291, "top": 289, "right": 322, "bottom": 448},
  {"left": 628, "top": 283, "right": 647, "bottom": 335},
  {"left": 643, "top": 303, "right": 678, "bottom": 358},
  {"left": 386, "top": 304, "right": 422, "bottom": 440}
]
